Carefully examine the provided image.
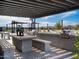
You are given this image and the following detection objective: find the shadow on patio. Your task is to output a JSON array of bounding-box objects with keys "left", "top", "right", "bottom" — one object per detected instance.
[{"left": 13, "top": 46, "right": 74, "bottom": 59}]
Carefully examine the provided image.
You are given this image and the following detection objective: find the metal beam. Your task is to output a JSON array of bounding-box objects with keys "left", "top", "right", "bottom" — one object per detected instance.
[
  {"left": 66, "top": 0, "right": 78, "bottom": 5},
  {"left": 0, "top": 1, "right": 61, "bottom": 15},
  {"left": 51, "top": 0, "right": 72, "bottom": 7},
  {"left": 0, "top": 1, "right": 54, "bottom": 10},
  {"left": 0, "top": 4, "right": 60, "bottom": 18},
  {"left": 0, "top": 3, "right": 55, "bottom": 13},
  {"left": 36, "top": 0, "right": 68, "bottom": 8},
  {"left": 5, "top": 0, "right": 57, "bottom": 8},
  {"left": 20, "top": 0, "right": 62, "bottom": 8},
  {"left": 0, "top": 5, "right": 55, "bottom": 15},
  {"left": 0, "top": 5, "right": 59, "bottom": 16},
  {"left": 0, "top": 1, "right": 59, "bottom": 14}
]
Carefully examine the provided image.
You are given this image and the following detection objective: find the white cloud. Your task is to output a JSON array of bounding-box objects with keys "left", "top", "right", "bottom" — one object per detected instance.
[
  {"left": 38, "top": 21, "right": 55, "bottom": 27},
  {"left": 63, "top": 20, "right": 77, "bottom": 26},
  {"left": 44, "top": 16, "right": 48, "bottom": 19},
  {"left": 39, "top": 22, "right": 48, "bottom": 24},
  {"left": 43, "top": 15, "right": 54, "bottom": 20},
  {"left": 0, "top": 15, "right": 31, "bottom": 23},
  {"left": 61, "top": 11, "right": 77, "bottom": 19}
]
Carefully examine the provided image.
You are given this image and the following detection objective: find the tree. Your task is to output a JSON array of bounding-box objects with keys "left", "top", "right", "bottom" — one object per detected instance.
[
  {"left": 55, "top": 21, "right": 62, "bottom": 30},
  {"left": 75, "top": 24, "right": 79, "bottom": 30}
]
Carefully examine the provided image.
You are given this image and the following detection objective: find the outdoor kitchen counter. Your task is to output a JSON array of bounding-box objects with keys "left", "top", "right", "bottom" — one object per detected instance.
[
  {"left": 37, "top": 32, "right": 78, "bottom": 36},
  {"left": 12, "top": 34, "right": 35, "bottom": 52},
  {"left": 37, "top": 32, "right": 78, "bottom": 51}
]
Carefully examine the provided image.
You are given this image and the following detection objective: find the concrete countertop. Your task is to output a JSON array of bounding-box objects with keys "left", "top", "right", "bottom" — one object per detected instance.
[
  {"left": 33, "top": 39, "right": 51, "bottom": 43},
  {"left": 38, "top": 32, "right": 78, "bottom": 37},
  {"left": 38, "top": 32, "right": 60, "bottom": 35},
  {"left": 11, "top": 34, "right": 35, "bottom": 40}
]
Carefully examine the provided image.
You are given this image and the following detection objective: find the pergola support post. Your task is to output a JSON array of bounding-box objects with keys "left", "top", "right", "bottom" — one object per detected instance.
[{"left": 31, "top": 18, "right": 36, "bottom": 30}]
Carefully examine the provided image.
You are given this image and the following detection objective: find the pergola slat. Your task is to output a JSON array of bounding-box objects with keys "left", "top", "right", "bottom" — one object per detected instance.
[{"left": 5, "top": 0, "right": 56, "bottom": 8}]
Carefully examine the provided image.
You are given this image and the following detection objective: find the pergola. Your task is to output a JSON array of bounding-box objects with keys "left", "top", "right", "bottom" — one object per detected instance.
[
  {"left": 0, "top": 0, "right": 79, "bottom": 18},
  {"left": 11, "top": 20, "right": 40, "bottom": 33},
  {"left": 11, "top": 20, "right": 31, "bottom": 33},
  {"left": 0, "top": 0, "right": 79, "bottom": 32}
]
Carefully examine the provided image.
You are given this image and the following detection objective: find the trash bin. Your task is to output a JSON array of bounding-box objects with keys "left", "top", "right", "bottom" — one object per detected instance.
[{"left": 0, "top": 27, "right": 3, "bottom": 32}]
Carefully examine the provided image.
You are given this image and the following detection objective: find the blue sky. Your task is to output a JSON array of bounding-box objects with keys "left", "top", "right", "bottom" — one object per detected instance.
[
  {"left": 0, "top": 9, "right": 79, "bottom": 27},
  {"left": 36, "top": 9, "right": 79, "bottom": 26}
]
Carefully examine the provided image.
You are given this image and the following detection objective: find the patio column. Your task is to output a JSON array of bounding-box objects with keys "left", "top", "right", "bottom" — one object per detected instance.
[
  {"left": 31, "top": 18, "right": 36, "bottom": 30},
  {"left": 14, "top": 22, "right": 16, "bottom": 33},
  {"left": 11, "top": 21, "right": 16, "bottom": 33},
  {"left": 47, "top": 23, "right": 49, "bottom": 32},
  {"left": 6, "top": 24, "right": 8, "bottom": 31},
  {"left": 38, "top": 23, "right": 39, "bottom": 32},
  {"left": 29, "top": 23, "right": 31, "bottom": 31},
  {"left": 11, "top": 21, "right": 14, "bottom": 33},
  {"left": 61, "top": 20, "right": 63, "bottom": 29}
]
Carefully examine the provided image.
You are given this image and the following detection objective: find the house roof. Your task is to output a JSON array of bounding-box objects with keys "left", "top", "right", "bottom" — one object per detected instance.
[{"left": 0, "top": 0, "right": 79, "bottom": 18}]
